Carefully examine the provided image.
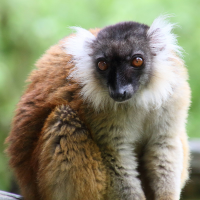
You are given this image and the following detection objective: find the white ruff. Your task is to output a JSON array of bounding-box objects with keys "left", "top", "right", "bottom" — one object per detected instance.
[{"left": 64, "top": 16, "right": 184, "bottom": 111}]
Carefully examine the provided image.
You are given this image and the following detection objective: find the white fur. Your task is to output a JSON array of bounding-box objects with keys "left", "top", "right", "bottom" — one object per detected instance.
[
  {"left": 64, "top": 16, "right": 185, "bottom": 111},
  {"left": 147, "top": 15, "right": 182, "bottom": 59},
  {"left": 135, "top": 15, "right": 184, "bottom": 109}
]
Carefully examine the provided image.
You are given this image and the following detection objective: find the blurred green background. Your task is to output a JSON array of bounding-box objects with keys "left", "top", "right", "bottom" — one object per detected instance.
[{"left": 0, "top": 0, "right": 200, "bottom": 194}]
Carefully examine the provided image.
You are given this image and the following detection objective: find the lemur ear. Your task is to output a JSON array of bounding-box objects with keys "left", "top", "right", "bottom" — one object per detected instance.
[
  {"left": 63, "top": 27, "right": 97, "bottom": 89},
  {"left": 147, "top": 15, "right": 182, "bottom": 63},
  {"left": 64, "top": 27, "right": 96, "bottom": 61}
]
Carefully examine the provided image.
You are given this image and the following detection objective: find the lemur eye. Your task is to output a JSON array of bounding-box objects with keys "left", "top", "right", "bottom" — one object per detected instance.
[
  {"left": 98, "top": 61, "right": 108, "bottom": 71},
  {"left": 131, "top": 57, "right": 144, "bottom": 68}
]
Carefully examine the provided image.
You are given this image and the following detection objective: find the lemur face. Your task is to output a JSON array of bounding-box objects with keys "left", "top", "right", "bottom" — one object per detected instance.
[{"left": 90, "top": 22, "right": 152, "bottom": 102}]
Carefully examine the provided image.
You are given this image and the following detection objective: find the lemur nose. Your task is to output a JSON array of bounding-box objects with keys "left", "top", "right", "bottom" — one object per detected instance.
[{"left": 110, "top": 89, "right": 131, "bottom": 102}]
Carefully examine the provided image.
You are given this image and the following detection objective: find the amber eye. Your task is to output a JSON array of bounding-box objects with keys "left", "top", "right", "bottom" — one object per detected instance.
[
  {"left": 98, "top": 61, "right": 108, "bottom": 71},
  {"left": 131, "top": 57, "right": 144, "bottom": 68}
]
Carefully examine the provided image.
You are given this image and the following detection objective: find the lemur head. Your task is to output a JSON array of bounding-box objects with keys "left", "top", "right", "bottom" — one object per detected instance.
[
  {"left": 65, "top": 16, "right": 183, "bottom": 110},
  {"left": 90, "top": 22, "right": 151, "bottom": 102}
]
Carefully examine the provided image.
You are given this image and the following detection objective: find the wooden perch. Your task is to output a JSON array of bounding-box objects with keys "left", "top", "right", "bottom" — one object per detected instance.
[{"left": 0, "top": 190, "right": 23, "bottom": 200}]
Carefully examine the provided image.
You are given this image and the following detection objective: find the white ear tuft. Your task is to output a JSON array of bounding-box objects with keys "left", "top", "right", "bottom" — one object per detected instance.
[
  {"left": 147, "top": 15, "right": 182, "bottom": 63},
  {"left": 64, "top": 27, "right": 96, "bottom": 61},
  {"left": 63, "top": 26, "right": 96, "bottom": 83}
]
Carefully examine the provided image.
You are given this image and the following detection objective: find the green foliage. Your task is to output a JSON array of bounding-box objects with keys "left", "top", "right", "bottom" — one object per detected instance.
[{"left": 0, "top": 0, "right": 199, "bottom": 191}]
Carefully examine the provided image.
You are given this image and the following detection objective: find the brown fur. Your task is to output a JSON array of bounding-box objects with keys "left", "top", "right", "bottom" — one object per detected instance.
[
  {"left": 35, "top": 105, "right": 107, "bottom": 200},
  {"left": 6, "top": 31, "right": 105, "bottom": 199}
]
